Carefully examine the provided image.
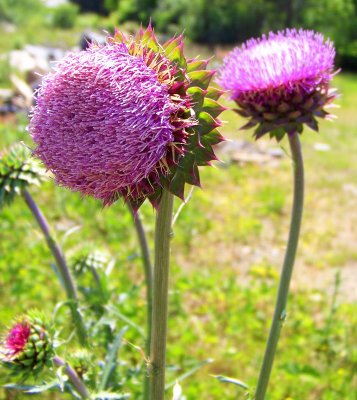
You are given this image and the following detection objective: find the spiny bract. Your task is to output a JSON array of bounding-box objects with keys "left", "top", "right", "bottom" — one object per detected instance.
[{"left": 29, "top": 25, "right": 225, "bottom": 209}]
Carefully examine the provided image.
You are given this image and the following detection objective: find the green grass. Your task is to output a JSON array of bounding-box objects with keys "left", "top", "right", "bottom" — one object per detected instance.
[{"left": 0, "top": 19, "right": 356, "bottom": 399}]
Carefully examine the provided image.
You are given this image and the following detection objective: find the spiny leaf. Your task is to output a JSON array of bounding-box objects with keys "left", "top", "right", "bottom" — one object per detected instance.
[
  {"left": 214, "top": 375, "right": 250, "bottom": 390},
  {"left": 99, "top": 326, "right": 129, "bottom": 390}
]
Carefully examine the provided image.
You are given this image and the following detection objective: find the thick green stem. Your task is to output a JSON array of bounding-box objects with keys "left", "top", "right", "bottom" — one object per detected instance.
[
  {"left": 53, "top": 356, "right": 90, "bottom": 399},
  {"left": 128, "top": 205, "right": 153, "bottom": 355},
  {"left": 127, "top": 205, "right": 153, "bottom": 400},
  {"left": 255, "top": 133, "right": 304, "bottom": 399},
  {"left": 22, "top": 189, "right": 88, "bottom": 347},
  {"left": 149, "top": 189, "right": 174, "bottom": 400}
]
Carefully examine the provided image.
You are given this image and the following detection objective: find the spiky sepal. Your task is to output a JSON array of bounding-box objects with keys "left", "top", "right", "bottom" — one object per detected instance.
[
  {"left": 234, "top": 81, "right": 338, "bottom": 142},
  {"left": 0, "top": 144, "right": 45, "bottom": 208},
  {"left": 0, "top": 312, "right": 55, "bottom": 379},
  {"left": 108, "top": 25, "right": 226, "bottom": 209}
]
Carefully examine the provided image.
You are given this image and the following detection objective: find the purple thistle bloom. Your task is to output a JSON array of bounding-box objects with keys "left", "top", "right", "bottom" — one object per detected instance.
[
  {"left": 217, "top": 29, "right": 338, "bottom": 139},
  {"left": 30, "top": 43, "right": 177, "bottom": 205},
  {"left": 3, "top": 322, "right": 31, "bottom": 359},
  {"left": 29, "top": 25, "right": 225, "bottom": 208}
]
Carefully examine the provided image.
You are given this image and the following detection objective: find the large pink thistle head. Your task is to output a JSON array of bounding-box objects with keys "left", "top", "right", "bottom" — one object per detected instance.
[
  {"left": 29, "top": 25, "right": 225, "bottom": 209},
  {"left": 217, "top": 29, "right": 339, "bottom": 140}
]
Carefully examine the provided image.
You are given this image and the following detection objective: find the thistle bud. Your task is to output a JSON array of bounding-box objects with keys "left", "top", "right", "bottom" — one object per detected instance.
[
  {"left": 0, "top": 314, "right": 54, "bottom": 377},
  {"left": 0, "top": 144, "right": 44, "bottom": 208}
]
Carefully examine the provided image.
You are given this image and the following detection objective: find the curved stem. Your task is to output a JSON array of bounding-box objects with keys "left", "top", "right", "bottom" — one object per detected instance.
[
  {"left": 149, "top": 189, "right": 174, "bottom": 400},
  {"left": 127, "top": 205, "right": 153, "bottom": 400},
  {"left": 53, "top": 356, "right": 90, "bottom": 399},
  {"left": 255, "top": 133, "right": 304, "bottom": 399},
  {"left": 22, "top": 189, "right": 88, "bottom": 347}
]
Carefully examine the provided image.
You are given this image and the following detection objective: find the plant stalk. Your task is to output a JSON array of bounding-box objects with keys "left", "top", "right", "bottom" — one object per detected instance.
[
  {"left": 149, "top": 189, "right": 174, "bottom": 400},
  {"left": 127, "top": 205, "right": 153, "bottom": 400},
  {"left": 255, "top": 133, "right": 304, "bottom": 399},
  {"left": 128, "top": 205, "right": 153, "bottom": 355},
  {"left": 22, "top": 189, "right": 88, "bottom": 346},
  {"left": 53, "top": 356, "right": 90, "bottom": 399}
]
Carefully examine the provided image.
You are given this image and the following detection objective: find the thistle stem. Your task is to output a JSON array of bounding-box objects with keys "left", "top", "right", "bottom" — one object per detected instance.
[
  {"left": 127, "top": 205, "right": 153, "bottom": 400},
  {"left": 53, "top": 356, "right": 90, "bottom": 399},
  {"left": 149, "top": 189, "right": 174, "bottom": 400},
  {"left": 22, "top": 189, "right": 88, "bottom": 347},
  {"left": 255, "top": 133, "right": 304, "bottom": 400}
]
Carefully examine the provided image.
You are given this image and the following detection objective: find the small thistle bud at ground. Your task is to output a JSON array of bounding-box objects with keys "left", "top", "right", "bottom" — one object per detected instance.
[
  {"left": 0, "top": 144, "right": 45, "bottom": 208},
  {"left": 0, "top": 313, "right": 54, "bottom": 377},
  {"left": 29, "top": 24, "right": 225, "bottom": 210},
  {"left": 217, "top": 29, "right": 338, "bottom": 140}
]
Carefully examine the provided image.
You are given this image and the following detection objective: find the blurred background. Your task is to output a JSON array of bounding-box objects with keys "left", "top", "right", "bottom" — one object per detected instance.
[{"left": 0, "top": 1, "right": 356, "bottom": 399}]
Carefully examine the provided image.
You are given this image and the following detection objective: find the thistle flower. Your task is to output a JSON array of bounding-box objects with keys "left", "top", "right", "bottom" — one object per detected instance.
[
  {"left": 217, "top": 29, "right": 338, "bottom": 140},
  {"left": 29, "top": 25, "right": 225, "bottom": 209},
  {"left": 0, "top": 144, "right": 44, "bottom": 208},
  {"left": 0, "top": 313, "right": 54, "bottom": 377}
]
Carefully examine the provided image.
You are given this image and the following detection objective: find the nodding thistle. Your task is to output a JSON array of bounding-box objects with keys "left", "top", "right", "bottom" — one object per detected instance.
[
  {"left": 29, "top": 24, "right": 225, "bottom": 210},
  {"left": 217, "top": 29, "right": 338, "bottom": 140}
]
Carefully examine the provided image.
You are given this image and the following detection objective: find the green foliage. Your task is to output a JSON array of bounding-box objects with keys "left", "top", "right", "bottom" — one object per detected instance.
[
  {"left": 50, "top": 2, "right": 79, "bottom": 29},
  {"left": 303, "top": 0, "right": 357, "bottom": 48},
  {"left": 70, "top": 0, "right": 107, "bottom": 14},
  {"left": 0, "top": 56, "right": 10, "bottom": 87},
  {"left": 1, "top": 74, "right": 357, "bottom": 398},
  {"left": 0, "top": 0, "right": 44, "bottom": 24}
]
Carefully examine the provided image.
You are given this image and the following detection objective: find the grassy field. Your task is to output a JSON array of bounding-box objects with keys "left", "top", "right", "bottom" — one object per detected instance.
[{"left": 0, "top": 21, "right": 356, "bottom": 399}]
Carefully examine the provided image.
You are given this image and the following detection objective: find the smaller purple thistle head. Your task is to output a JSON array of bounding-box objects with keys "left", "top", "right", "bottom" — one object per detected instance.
[
  {"left": 29, "top": 25, "right": 225, "bottom": 209},
  {"left": 217, "top": 29, "right": 339, "bottom": 140}
]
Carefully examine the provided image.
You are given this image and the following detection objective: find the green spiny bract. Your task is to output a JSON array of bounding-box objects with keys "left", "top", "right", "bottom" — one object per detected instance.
[
  {"left": 0, "top": 312, "right": 55, "bottom": 378},
  {"left": 109, "top": 24, "right": 226, "bottom": 209},
  {"left": 0, "top": 143, "right": 45, "bottom": 208}
]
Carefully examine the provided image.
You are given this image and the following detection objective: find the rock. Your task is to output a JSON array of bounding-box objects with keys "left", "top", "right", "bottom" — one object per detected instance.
[
  {"left": 217, "top": 140, "right": 283, "bottom": 165},
  {"left": 314, "top": 142, "right": 331, "bottom": 152}
]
